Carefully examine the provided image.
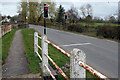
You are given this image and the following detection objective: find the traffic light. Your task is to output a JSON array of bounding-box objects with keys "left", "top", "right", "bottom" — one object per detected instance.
[
  {"left": 44, "top": 5, "right": 48, "bottom": 18},
  {"left": 65, "top": 14, "right": 67, "bottom": 19}
]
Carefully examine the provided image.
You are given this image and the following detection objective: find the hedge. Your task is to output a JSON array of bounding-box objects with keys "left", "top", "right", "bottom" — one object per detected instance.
[
  {"left": 96, "top": 25, "right": 120, "bottom": 40},
  {"left": 67, "top": 24, "right": 87, "bottom": 33}
]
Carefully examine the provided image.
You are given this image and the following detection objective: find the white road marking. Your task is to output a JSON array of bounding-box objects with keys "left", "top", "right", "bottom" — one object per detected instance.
[{"left": 63, "top": 43, "right": 91, "bottom": 47}]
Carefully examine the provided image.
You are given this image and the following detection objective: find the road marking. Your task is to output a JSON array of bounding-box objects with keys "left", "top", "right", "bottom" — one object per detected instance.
[{"left": 63, "top": 43, "right": 91, "bottom": 47}]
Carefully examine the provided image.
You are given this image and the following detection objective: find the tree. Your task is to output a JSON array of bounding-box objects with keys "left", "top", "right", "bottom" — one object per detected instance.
[
  {"left": 85, "top": 15, "right": 92, "bottom": 26},
  {"left": 80, "top": 4, "right": 93, "bottom": 19},
  {"left": 7, "top": 15, "right": 11, "bottom": 19},
  {"left": 2, "top": 16, "right": 6, "bottom": 20},
  {"left": 67, "top": 6, "right": 79, "bottom": 23},
  {"left": 19, "top": 0, "right": 27, "bottom": 22},
  {"left": 28, "top": 2, "right": 39, "bottom": 23},
  {"left": 109, "top": 16, "right": 116, "bottom": 23},
  {"left": 56, "top": 5, "right": 65, "bottom": 23}
]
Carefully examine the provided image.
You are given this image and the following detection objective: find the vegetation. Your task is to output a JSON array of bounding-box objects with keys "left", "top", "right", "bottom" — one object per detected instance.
[
  {"left": 21, "top": 28, "right": 99, "bottom": 79},
  {"left": 21, "top": 29, "right": 41, "bottom": 73},
  {"left": 2, "top": 29, "right": 17, "bottom": 61},
  {"left": 67, "top": 6, "right": 79, "bottom": 23},
  {"left": 67, "top": 24, "right": 87, "bottom": 33},
  {"left": 43, "top": 22, "right": 119, "bottom": 42},
  {"left": 21, "top": 29, "right": 69, "bottom": 73},
  {"left": 18, "top": 0, "right": 56, "bottom": 24},
  {"left": 56, "top": 5, "right": 65, "bottom": 24},
  {"left": 96, "top": 26, "right": 119, "bottom": 40}
]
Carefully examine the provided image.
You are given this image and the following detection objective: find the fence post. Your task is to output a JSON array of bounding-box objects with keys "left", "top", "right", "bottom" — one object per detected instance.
[
  {"left": 42, "top": 35, "right": 49, "bottom": 76},
  {"left": 70, "top": 48, "right": 86, "bottom": 79},
  {"left": 34, "top": 32, "right": 38, "bottom": 56}
]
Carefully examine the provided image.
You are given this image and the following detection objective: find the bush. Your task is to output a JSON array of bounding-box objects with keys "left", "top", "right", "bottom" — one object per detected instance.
[
  {"left": 67, "top": 24, "right": 87, "bottom": 33},
  {"left": 96, "top": 25, "right": 120, "bottom": 40}
]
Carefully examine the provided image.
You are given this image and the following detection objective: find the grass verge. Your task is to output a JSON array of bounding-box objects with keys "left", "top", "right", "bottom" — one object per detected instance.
[
  {"left": 2, "top": 29, "right": 18, "bottom": 62},
  {"left": 21, "top": 28, "right": 99, "bottom": 79}
]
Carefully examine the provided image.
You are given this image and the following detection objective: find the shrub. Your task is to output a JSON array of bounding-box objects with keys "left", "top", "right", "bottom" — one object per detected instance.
[
  {"left": 96, "top": 25, "right": 120, "bottom": 40},
  {"left": 67, "top": 24, "right": 87, "bottom": 33}
]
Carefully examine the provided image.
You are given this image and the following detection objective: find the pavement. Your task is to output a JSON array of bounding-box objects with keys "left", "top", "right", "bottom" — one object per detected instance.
[
  {"left": 30, "top": 24, "right": 119, "bottom": 78},
  {"left": 2, "top": 30, "right": 29, "bottom": 77}
]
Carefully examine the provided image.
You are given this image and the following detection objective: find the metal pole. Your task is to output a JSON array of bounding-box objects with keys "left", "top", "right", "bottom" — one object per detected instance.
[
  {"left": 44, "top": 3, "right": 47, "bottom": 35},
  {"left": 44, "top": 18, "right": 46, "bottom": 35},
  {"left": 65, "top": 19, "right": 66, "bottom": 30}
]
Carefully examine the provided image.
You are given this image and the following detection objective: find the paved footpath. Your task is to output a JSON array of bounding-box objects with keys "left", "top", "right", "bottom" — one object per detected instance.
[{"left": 2, "top": 30, "right": 29, "bottom": 77}]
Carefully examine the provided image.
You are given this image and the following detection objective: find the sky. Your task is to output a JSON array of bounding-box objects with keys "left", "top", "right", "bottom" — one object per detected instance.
[{"left": 0, "top": 0, "right": 119, "bottom": 19}]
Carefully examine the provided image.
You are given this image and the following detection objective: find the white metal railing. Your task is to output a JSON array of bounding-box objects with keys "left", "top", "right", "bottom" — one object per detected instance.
[
  {"left": 34, "top": 32, "right": 107, "bottom": 80},
  {"left": 34, "top": 32, "right": 56, "bottom": 80}
]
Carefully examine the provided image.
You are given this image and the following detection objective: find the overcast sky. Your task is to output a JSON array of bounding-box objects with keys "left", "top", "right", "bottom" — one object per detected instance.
[{"left": 0, "top": 0, "right": 119, "bottom": 19}]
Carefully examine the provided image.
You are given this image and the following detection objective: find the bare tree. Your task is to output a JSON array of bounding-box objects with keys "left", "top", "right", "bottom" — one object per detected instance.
[
  {"left": 86, "top": 4, "right": 92, "bottom": 16},
  {"left": 80, "top": 6, "right": 86, "bottom": 18},
  {"left": 67, "top": 6, "right": 79, "bottom": 23},
  {"left": 80, "top": 4, "right": 93, "bottom": 18}
]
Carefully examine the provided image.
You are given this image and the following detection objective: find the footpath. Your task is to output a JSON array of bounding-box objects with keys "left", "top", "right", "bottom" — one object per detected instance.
[{"left": 2, "top": 30, "right": 29, "bottom": 77}]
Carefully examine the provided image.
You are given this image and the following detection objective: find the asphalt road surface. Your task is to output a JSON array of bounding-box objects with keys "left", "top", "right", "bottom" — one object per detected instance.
[{"left": 30, "top": 24, "right": 118, "bottom": 78}]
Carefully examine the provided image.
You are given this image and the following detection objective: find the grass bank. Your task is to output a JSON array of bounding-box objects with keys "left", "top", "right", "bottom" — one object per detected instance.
[
  {"left": 21, "top": 28, "right": 99, "bottom": 79},
  {"left": 2, "top": 29, "right": 18, "bottom": 62}
]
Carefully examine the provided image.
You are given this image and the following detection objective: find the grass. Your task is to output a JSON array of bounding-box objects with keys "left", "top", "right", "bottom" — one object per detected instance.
[
  {"left": 21, "top": 29, "right": 41, "bottom": 73},
  {"left": 21, "top": 28, "right": 99, "bottom": 79},
  {"left": 2, "top": 29, "right": 18, "bottom": 62},
  {"left": 21, "top": 28, "right": 69, "bottom": 73},
  {"left": 78, "top": 22, "right": 120, "bottom": 27}
]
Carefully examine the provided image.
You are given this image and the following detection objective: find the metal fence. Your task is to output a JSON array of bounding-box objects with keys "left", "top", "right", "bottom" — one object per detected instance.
[{"left": 34, "top": 32, "right": 107, "bottom": 80}]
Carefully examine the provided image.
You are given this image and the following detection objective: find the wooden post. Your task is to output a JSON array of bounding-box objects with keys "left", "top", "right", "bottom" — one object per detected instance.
[
  {"left": 70, "top": 48, "right": 86, "bottom": 79},
  {"left": 34, "top": 32, "right": 38, "bottom": 56},
  {"left": 42, "top": 35, "right": 49, "bottom": 76}
]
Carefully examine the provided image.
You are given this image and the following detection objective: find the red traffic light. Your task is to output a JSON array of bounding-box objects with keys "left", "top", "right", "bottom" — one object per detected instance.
[
  {"left": 45, "top": 7, "right": 48, "bottom": 10},
  {"left": 65, "top": 14, "right": 67, "bottom": 16}
]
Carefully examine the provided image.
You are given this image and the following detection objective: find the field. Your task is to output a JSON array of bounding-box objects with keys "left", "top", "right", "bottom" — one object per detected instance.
[
  {"left": 21, "top": 28, "right": 99, "bottom": 79},
  {"left": 77, "top": 22, "right": 120, "bottom": 27}
]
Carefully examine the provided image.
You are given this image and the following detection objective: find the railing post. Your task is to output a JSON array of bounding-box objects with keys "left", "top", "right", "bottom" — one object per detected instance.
[
  {"left": 34, "top": 32, "right": 38, "bottom": 56},
  {"left": 42, "top": 35, "right": 49, "bottom": 76},
  {"left": 70, "top": 48, "right": 86, "bottom": 79}
]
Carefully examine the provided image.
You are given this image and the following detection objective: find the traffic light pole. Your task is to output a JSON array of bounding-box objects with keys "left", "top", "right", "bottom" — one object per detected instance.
[
  {"left": 44, "top": 3, "right": 48, "bottom": 35},
  {"left": 44, "top": 18, "right": 46, "bottom": 35},
  {"left": 65, "top": 19, "right": 66, "bottom": 30}
]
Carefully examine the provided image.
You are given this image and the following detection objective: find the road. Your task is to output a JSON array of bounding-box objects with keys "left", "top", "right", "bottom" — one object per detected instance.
[{"left": 30, "top": 24, "right": 118, "bottom": 78}]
